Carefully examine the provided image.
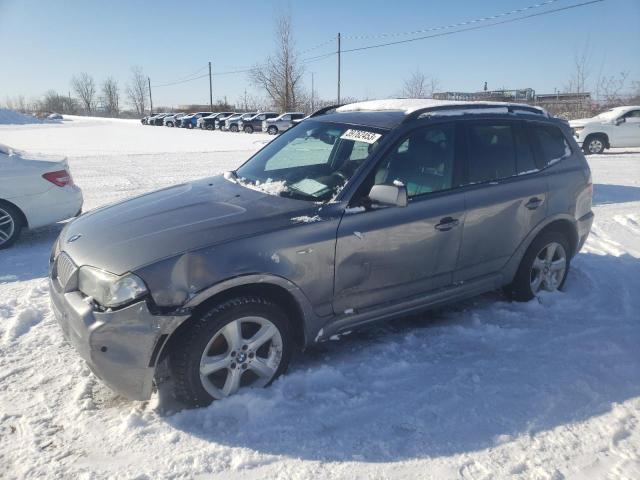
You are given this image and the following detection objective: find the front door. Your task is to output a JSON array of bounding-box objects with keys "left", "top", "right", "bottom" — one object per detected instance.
[
  {"left": 616, "top": 110, "right": 640, "bottom": 147},
  {"left": 334, "top": 122, "right": 465, "bottom": 314}
]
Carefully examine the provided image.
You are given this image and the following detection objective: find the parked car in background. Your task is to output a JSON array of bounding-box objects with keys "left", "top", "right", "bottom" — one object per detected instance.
[
  {"left": 226, "top": 113, "right": 257, "bottom": 132},
  {"left": 570, "top": 105, "right": 640, "bottom": 154},
  {"left": 177, "top": 113, "right": 193, "bottom": 128},
  {"left": 149, "top": 113, "right": 170, "bottom": 126},
  {"left": 198, "top": 112, "right": 235, "bottom": 130},
  {"left": 141, "top": 116, "right": 148, "bottom": 125},
  {"left": 181, "top": 112, "right": 214, "bottom": 129},
  {"left": 0, "top": 144, "right": 83, "bottom": 249},
  {"left": 240, "top": 112, "right": 279, "bottom": 133},
  {"left": 49, "top": 99, "right": 593, "bottom": 407},
  {"left": 163, "top": 113, "right": 185, "bottom": 127},
  {"left": 262, "top": 112, "right": 305, "bottom": 135},
  {"left": 214, "top": 112, "right": 236, "bottom": 130}
]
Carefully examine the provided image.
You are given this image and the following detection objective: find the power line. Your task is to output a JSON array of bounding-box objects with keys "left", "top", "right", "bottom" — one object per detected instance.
[
  {"left": 341, "top": 0, "right": 604, "bottom": 54},
  {"left": 152, "top": 73, "right": 209, "bottom": 88},
  {"left": 343, "top": 0, "right": 562, "bottom": 41}
]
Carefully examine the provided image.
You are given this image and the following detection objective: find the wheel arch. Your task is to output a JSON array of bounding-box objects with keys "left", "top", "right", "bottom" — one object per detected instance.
[
  {"left": 502, "top": 215, "right": 579, "bottom": 286},
  {"left": 158, "top": 276, "right": 313, "bottom": 363},
  {"left": 0, "top": 198, "right": 29, "bottom": 228},
  {"left": 584, "top": 131, "right": 610, "bottom": 149}
]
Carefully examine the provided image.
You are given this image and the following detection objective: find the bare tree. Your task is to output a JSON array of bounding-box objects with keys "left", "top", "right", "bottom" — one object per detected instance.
[
  {"left": 101, "top": 77, "right": 120, "bottom": 116},
  {"left": 564, "top": 43, "right": 592, "bottom": 94},
  {"left": 71, "top": 72, "right": 97, "bottom": 115},
  {"left": 249, "top": 11, "right": 305, "bottom": 111},
  {"left": 126, "top": 66, "right": 149, "bottom": 116},
  {"left": 596, "top": 71, "right": 630, "bottom": 107},
  {"left": 401, "top": 70, "right": 440, "bottom": 98}
]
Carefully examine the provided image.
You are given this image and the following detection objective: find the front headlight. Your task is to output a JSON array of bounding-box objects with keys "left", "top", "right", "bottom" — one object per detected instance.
[
  {"left": 78, "top": 266, "right": 148, "bottom": 308},
  {"left": 572, "top": 126, "right": 584, "bottom": 137}
]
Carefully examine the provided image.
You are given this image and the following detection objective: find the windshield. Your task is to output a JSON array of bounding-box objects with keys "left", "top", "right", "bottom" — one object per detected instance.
[{"left": 235, "top": 120, "right": 384, "bottom": 202}]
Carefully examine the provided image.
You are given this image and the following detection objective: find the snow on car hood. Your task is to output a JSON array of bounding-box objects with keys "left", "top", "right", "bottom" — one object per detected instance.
[{"left": 59, "top": 175, "right": 314, "bottom": 275}]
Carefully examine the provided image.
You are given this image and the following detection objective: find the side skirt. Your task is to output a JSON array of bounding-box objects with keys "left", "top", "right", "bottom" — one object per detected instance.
[{"left": 316, "top": 273, "right": 502, "bottom": 341}]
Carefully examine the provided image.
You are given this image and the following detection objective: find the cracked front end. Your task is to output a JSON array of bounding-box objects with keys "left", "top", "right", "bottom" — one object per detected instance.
[{"left": 49, "top": 250, "right": 187, "bottom": 400}]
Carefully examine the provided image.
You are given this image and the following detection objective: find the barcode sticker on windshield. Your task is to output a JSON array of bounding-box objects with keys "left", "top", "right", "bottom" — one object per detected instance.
[{"left": 340, "top": 129, "right": 381, "bottom": 144}]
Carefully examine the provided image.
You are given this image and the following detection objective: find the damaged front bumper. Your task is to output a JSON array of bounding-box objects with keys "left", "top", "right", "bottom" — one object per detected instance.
[{"left": 49, "top": 276, "right": 188, "bottom": 401}]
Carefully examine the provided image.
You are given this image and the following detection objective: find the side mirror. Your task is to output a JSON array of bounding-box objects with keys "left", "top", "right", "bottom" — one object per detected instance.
[
  {"left": 368, "top": 184, "right": 408, "bottom": 207},
  {"left": 615, "top": 117, "right": 625, "bottom": 125}
]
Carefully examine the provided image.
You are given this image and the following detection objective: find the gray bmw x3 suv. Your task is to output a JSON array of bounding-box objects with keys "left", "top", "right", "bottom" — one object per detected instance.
[{"left": 50, "top": 99, "right": 594, "bottom": 407}]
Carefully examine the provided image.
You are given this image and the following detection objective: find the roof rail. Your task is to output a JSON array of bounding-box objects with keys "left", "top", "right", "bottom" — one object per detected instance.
[
  {"left": 403, "top": 103, "right": 547, "bottom": 123},
  {"left": 308, "top": 104, "right": 344, "bottom": 118}
]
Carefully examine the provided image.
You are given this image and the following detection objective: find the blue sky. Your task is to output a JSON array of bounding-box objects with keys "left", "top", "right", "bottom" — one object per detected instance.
[{"left": 1, "top": 0, "right": 638, "bottom": 109}]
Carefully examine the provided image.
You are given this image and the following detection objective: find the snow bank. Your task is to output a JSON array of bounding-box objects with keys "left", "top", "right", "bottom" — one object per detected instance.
[{"left": 0, "top": 108, "right": 41, "bottom": 125}]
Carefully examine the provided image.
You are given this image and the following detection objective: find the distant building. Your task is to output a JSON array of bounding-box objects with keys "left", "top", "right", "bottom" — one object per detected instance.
[{"left": 433, "top": 88, "right": 591, "bottom": 110}]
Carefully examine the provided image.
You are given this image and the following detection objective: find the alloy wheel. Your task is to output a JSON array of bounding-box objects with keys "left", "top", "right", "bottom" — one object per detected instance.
[
  {"left": 588, "top": 138, "right": 604, "bottom": 154},
  {"left": 199, "top": 316, "right": 283, "bottom": 399},
  {"left": 0, "top": 207, "right": 15, "bottom": 246},
  {"left": 530, "top": 242, "right": 567, "bottom": 294}
]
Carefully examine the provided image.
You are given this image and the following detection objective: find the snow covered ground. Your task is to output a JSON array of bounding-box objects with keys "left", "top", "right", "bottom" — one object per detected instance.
[{"left": 0, "top": 117, "right": 639, "bottom": 479}]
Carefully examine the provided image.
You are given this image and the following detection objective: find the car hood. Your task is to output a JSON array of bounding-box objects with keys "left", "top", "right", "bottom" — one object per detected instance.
[
  {"left": 569, "top": 118, "right": 596, "bottom": 127},
  {"left": 59, "top": 175, "right": 315, "bottom": 275}
]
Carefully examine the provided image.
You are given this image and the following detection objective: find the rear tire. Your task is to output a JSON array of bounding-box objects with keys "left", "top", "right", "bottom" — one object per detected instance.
[
  {"left": 268, "top": 126, "right": 278, "bottom": 135},
  {"left": 230, "top": 125, "right": 239, "bottom": 132},
  {"left": 583, "top": 134, "right": 606, "bottom": 155},
  {"left": 168, "top": 296, "right": 292, "bottom": 408},
  {"left": 244, "top": 125, "right": 253, "bottom": 134},
  {"left": 166, "top": 121, "right": 174, "bottom": 127},
  {"left": 504, "top": 231, "right": 570, "bottom": 302},
  {"left": 205, "top": 124, "right": 214, "bottom": 130},
  {"left": 0, "top": 202, "right": 24, "bottom": 249}
]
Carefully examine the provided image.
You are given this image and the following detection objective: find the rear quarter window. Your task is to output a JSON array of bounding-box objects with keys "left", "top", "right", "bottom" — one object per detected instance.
[{"left": 531, "top": 124, "right": 571, "bottom": 166}]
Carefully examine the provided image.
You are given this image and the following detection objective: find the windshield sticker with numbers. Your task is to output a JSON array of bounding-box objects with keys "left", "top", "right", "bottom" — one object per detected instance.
[{"left": 340, "top": 129, "right": 382, "bottom": 144}]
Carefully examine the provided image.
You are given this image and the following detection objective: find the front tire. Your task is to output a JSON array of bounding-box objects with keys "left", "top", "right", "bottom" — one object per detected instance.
[
  {"left": 166, "top": 121, "right": 174, "bottom": 127},
  {"left": 168, "top": 296, "right": 292, "bottom": 407},
  {"left": 583, "top": 134, "right": 606, "bottom": 155},
  {"left": 230, "top": 125, "right": 239, "bottom": 132},
  {"left": 505, "top": 231, "right": 570, "bottom": 301},
  {"left": 244, "top": 125, "right": 254, "bottom": 134},
  {"left": 0, "top": 202, "right": 23, "bottom": 249}
]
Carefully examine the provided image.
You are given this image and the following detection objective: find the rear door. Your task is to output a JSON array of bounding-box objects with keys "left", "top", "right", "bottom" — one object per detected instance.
[
  {"left": 334, "top": 122, "right": 466, "bottom": 313},
  {"left": 455, "top": 119, "right": 548, "bottom": 282}
]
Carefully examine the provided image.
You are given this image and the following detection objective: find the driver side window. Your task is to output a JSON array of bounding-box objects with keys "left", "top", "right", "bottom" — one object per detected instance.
[{"left": 373, "top": 123, "right": 456, "bottom": 197}]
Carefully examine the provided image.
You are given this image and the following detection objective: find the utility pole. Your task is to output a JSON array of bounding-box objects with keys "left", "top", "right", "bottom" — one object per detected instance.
[
  {"left": 337, "top": 32, "right": 341, "bottom": 104},
  {"left": 208, "top": 61, "right": 213, "bottom": 111},
  {"left": 148, "top": 77, "right": 153, "bottom": 115},
  {"left": 311, "top": 72, "right": 315, "bottom": 111}
]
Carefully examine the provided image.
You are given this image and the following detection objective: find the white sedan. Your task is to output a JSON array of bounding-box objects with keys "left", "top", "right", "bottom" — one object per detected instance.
[{"left": 0, "top": 144, "right": 83, "bottom": 248}]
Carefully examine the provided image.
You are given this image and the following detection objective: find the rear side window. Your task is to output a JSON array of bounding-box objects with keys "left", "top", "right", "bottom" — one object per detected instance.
[
  {"left": 514, "top": 125, "right": 537, "bottom": 174},
  {"left": 466, "top": 123, "right": 516, "bottom": 183},
  {"left": 531, "top": 124, "right": 571, "bottom": 166}
]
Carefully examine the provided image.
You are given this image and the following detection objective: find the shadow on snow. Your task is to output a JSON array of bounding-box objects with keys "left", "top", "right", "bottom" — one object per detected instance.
[{"left": 160, "top": 252, "right": 640, "bottom": 462}]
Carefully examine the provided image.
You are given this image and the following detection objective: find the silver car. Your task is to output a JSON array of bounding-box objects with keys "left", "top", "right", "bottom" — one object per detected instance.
[
  {"left": 262, "top": 112, "right": 305, "bottom": 135},
  {"left": 50, "top": 100, "right": 593, "bottom": 407}
]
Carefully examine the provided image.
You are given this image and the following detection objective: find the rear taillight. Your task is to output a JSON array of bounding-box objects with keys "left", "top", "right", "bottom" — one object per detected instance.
[{"left": 42, "top": 170, "right": 73, "bottom": 187}]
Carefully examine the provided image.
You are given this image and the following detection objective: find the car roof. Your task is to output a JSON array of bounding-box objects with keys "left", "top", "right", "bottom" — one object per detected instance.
[{"left": 315, "top": 98, "right": 551, "bottom": 130}]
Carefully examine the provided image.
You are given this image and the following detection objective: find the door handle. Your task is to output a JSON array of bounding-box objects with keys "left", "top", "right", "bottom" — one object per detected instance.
[
  {"left": 434, "top": 217, "right": 460, "bottom": 231},
  {"left": 525, "top": 197, "right": 544, "bottom": 210}
]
